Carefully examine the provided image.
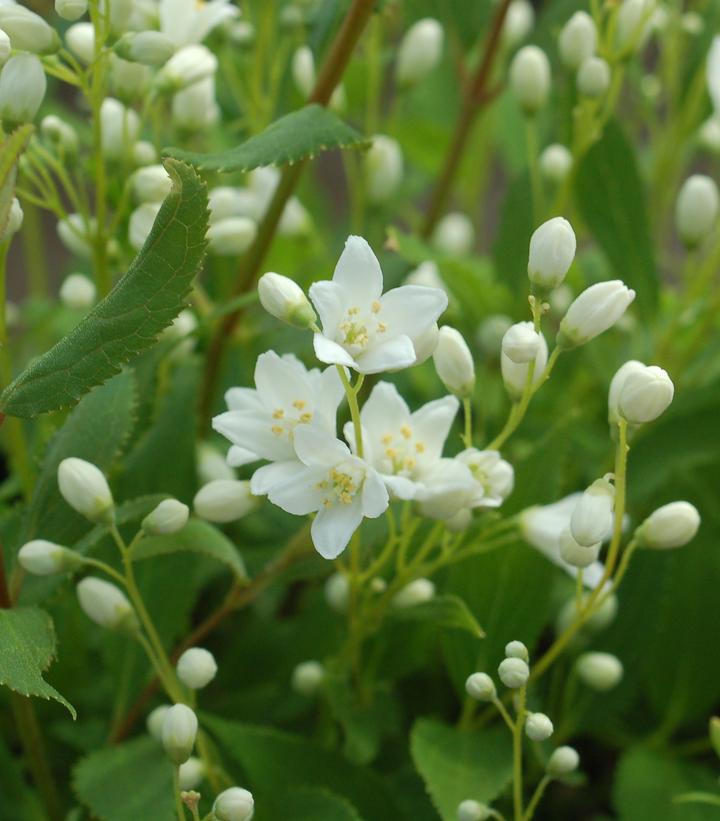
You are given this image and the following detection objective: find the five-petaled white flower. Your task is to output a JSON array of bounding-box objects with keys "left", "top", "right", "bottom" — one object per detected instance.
[
  {"left": 455, "top": 448, "right": 515, "bottom": 509},
  {"left": 261, "top": 425, "right": 389, "bottom": 559},
  {"left": 309, "top": 236, "right": 448, "bottom": 374},
  {"left": 159, "top": 0, "right": 238, "bottom": 48},
  {"left": 211, "top": 351, "right": 344, "bottom": 486}
]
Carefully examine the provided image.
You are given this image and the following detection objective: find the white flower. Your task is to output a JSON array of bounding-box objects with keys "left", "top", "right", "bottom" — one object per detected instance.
[
  {"left": 528, "top": 217, "right": 576, "bottom": 288},
  {"left": 19, "top": 540, "right": 81, "bottom": 576},
  {"left": 433, "top": 326, "right": 475, "bottom": 397},
  {"left": 558, "top": 11, "right": 596, "bottom": 69},
  {"left": 213, "top": 351, "right": 344, "bottom": 473},
  {"left": 115, "top": 31, "right": 175, "bottom": 66},
  {"left": 207, "top": 217, "right": 257, "bottom": 256},
  {"left": 197, "top": 443, "right": 235, "bottom": 484},
  {"left": 465, "top": 672, "right": 496, "bottom": 702},
  {"left": 258, "top": 272, "right": 316, "bottom": 329},
  {"left": 675, "top": 174, "right": 719, "bottom": 247},
  {"left": 100, "top": 98, "right": 140, "bottom": 160},
  {"left": 162, "top": 703, "right": 198, "bottom": 765},
  {"left": 0, "top": 6, "right": 59, "bottom": 54},
  {"left": 159, "top": 0, "right": 238, "bottom": 48},
  {"left": 547, "top": 746, "right": 580, "bottom": 777},
  {"left": 263, "top": 425, "right": 389, "bottom": 559},
  {"left": 577, "top": 56, "right": 611, "bottom": 98},
  {"left": 415, "top": 458, "right": 477, "bottom": 521},
  {"left": 146, "top": 705, "right": 170, "bottom": 739},
  {"left": 608, "top": 360, "right": 645, "bottom": 425},
  {"left": 708, "top": 36, "right": 720, "bottom": 115},
  {"left": 636, "top": 501, "right": 700, "bottom": 549},
  {"left": 157, "top": 44, "right": 218, "bottom": 92},
  {"left": 291, "top": 660, "right": 325, "bottom": 696},
  {"left": 557, "top": 280, "right": 636, "bottom": 349},
  {"left": 525, "top": 712, "right": 554, "bottom": 741},
  {"left": 132, "top": 164, "right": 172, "bottom": 203},
  {"left": 501, "top": 331, "right": 548, "bottom": 399},
  {"left": 395, "top": 18, "right": 443, "bottom": 88},
  {"left": 0, "top": 29, "right": 9, "bottom": 67},
  {"left": 58, "top": 457, "right": 114, "bottom": 523},
  {"left": 498, "top": 657, "right": 529, "bottom": 688},
  {"left": 142, "top": 499, "right": 189, "bottom": 535},
  {"left": 309, "top": 236, "right": 447, "bottom": 374},
  {"left": 66, "top": 22, "right": 95, "bottom": 63},
  {"left": 509, "top": 45, "right": 551, "bottom": 114},
  {"left": 502, "top": 321, "right": 541, "bottom": 364},
  {"left": 178, "top": 757, "right": 204, "bottom": 790},
  {"left": 58, "top": 213, "right": 94, "bottom": 259},
  {"left": 76, "top": 577, "right": 136, "bottom": 631},
  {"left": 559, "top": 526, "right": 601, "bottom": 568},
  {"left": 571, "top": 477, "right": 615, "bottom": 547},
  {"left": 41, "top": 115, "right": 78, "bottom": 153},
  {"left": 59, "top": 273, "right": 96, "bottom": 309},
  {"left": 454, "top": 449, "right": 514, "bottom": 509},
  {"left": 172, "top": 76, "right": 219, "bottom": 131},
  {"left": 56, "top": 0, "right": 88, "bottom": 24},
  {"left": 617, "top": 365, "right": 674, "bottom": 424},
  {"left": 213, "top": 787, "right": 254, "bottom": 821},
  {"left": 502, "top": 0, "right": 534, "bottom": 48},
  {"left": 176, "top": 647, "right": 218, "bottom": 689},
  {"left": 404, "top": 261, "right": 447, "bottom": 293},
  {"left": 505, "top": 640, "right": 529, "bottom": 660},
  {"left": 392, "top": 578, "right": 435, "bottom": 608},
  {"left": 292, "top": 46, "right": 315, "bottom": 97},
  {"left": 457, "top": 800, "right": 493, "bottom": 821},
  {"left": 575, "top": 652, "right": 623, "bottom": 690},
  {"left": 129, "top": 203, "right": 160, "bottom": 250},
  {"left": 0, "top": 54, "right": 47, "bottom": 124}
]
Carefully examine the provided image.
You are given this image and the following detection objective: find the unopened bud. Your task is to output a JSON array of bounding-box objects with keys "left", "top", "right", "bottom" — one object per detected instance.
[
  {"left": 498, "top": 657, "right": 529, "bottom": 689},
  {"left": 501, "top": 332, "right": 548, "bottom": 400},
  {"left": 325, "top": 572, "right": 349, "bottom": 612},
  {"left": 502, "top": 0, "right": 534, "bottom": 48},
  {"left": 608, "top": 360, "right": 645, "bottom": 425},
  {"left": 291, "top": 45, "right": 315, "bottom": 98},
  {"left": 528, "top": 217, "right": 576, "bottom": 288},
  {"left": 393, "top": 578, "right": 435, "bottom": 608},
  {"left": 0, "top": 54, "right": 47, "bottom": 125},
  {"left": 258, "top": 272, "right": 316, "bottom": 329},
  {"left": 575, "top": 652, "right": 623, "bottom": 690},
  {"left": 557, "top": 280, "right": 635, "bottom": 349},
  {"left": 65, "top": 22, "right": 94, "bottom": 63},
  {"left": 636, "top": 501, "right": 700, "bottom": 549},
  {"left": 465, "top": 672, "right": 496, "bottom": 702},
  {"left": 571, "top": 478, "right": 614, "bottom": 547},
  {"left": 395, "top": 18, "right": 443, "bottom": 87},
  {"left": 19, "top": 540, "right": 82, "bottom": 576},
  {"left": 559, "top": 11, "right": 597, "bottom": 69},
  {"left": 178, "top": 757, "right": 204, "bottom": 790},
  {"left": 171, "top": 77, "right": 218, "bottom": 131},
  {"left": 58, "top": 457, "right": 114, "bottom": 523},
  {"left": 76, "top": 577, "right": 136, "bottom": 631},
  {"left": 710, "top": 717, "right": 720, "bottom": 759},
  {"left": 547, "top": 745, "right": 580, "bottom": 777},
  {"left": 617, "top": 365, "right": 673, "bottom": 424},
  {"left": 0, "top": 30, "right": 9, "bottom": 66},
  {"left": 55, "top": 0, "right": 88, "bottom": 22},
  {"left": 525, "top": 712, "right": 554, "bottom": 741},
  {"left": 115, "top": 31, "right": 175, "bottom": 66},
  {"left": 41, "top": 114, "right": 79, "bottom": 154},
  {"left": 59, "top": 273, "right": 96, "bottom": 309},
  {"left": 675, "top": 174, "right": 719, "bottom": 248},
  {"left": 615, "top": 0, "right": 653, "bottom": 53},
  {"left": 132, "top": 164, "right": 172, "bottom": 203},
  {"left": 292, "top": 660, "right": 325, "bottom": 696},
  {"left": 100, "top": 98, "right": 140, "bottom": 160},
  {"left": 142, "top": 499, "right": 189, "bottom": 536},
  {"left": 433, "top": 326, "right": 475, "bottom": 398},
  {"left": 502, "top": 322, "right": 541, "bottom": 365},
  {"left": 577, "top": 56, "right": 611, "bottom": 98},
  {"left": 365, "top": 134, "right": 403, "bottom": 203},
  {"left": 162, "top": 704, "right": 198, "bottom": 765},
  {"left": 432, "top": 212, "right": 474, "bottom": 256},
  {"left": 133, "top": 140, "right": 158, "bottom": 166},
  {"left": 213, "top": 787, "right": 255, "bottom": 821},
  {"left": 540, "top": 144, "right": 572, "bottom": 183},
  {"left": 0, "top": 197, "right": 23, "bottom": 242},
  {"left": 129, "top": 203, "right": 160, "bottom": 250},
  {"left": 559, "top": 527, "right": 600, "bottom": 568},
  {"left": 176, "top": 647, "right": 218, "bottom": 690},
  {"left": 193, "top": 479, "right": 257, "bottom": 523},
  {"left": 207, "top": 217, "right": 257, "bottom": 256},
  {"left": 509, "top": 45, "right": 550, "bottom": 115},
  {"left": 505, "top": 640, "right": 529, "bottom": 661},
  {"left": 698, "top": 117, "right": 720, "bottom": 155},
  {"left": 457, "top": 800, "right": 493, "bottom": 821},
  {"left": 147, "top": 705, "right": 170, "bottom": 739},
  {"left": 0, "top": 6, "right": 59, "bottom": 54},
  {"left": 156, "top": 45, "right": 217, "bottom": 92}
]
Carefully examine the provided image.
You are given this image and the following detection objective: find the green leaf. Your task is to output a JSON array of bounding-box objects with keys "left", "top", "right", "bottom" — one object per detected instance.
[
  {"left": 0, "top": 607, "right": 75, "bottom": 717},
  {"left": 614, "top": 748, "right": 719, "bottom": 821},
  {"left": 133, "top": 519, "right": 247, "bottom": 580},
  {"left": 391, "top": 594, "right": 485, "bottom": 638},
  {"left": 73, "top": 736, "right": 174, "bottom": 821},
  {"left": 165, "top": 104, "right": 369, "bottom": 172},
  {"left": 574, "top": 120, "right": 658, "bottom": 315},
  {"left": 0, "top": 160, "right": 208, "bottom": 418},
  {"left": 260, "top": 787, "right": 363, "bottom": 821},
  {"left": 410, "top": 719, "right": 512, "bottom": 821},
  {"left": 492, "top": 171, "right": 534, "bottom": 292},
  {"left": 203, "top": 716, "right": 407, "bottom": 819},
  {"left": 0, "top": 125, "right": 33, "bottom": 237}
]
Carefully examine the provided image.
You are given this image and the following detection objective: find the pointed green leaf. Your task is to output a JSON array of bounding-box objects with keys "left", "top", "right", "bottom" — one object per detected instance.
[
  {"left": 392, "top": 594, "right": 485, "bottom": 637},
  {"left": 166, "top": 104, "right": 369, "bottom": 172},
  {"left": 0, "top": 607, "right": 75, "bottom": 717},
  {"left": 0, "top": 160, "right": 208, "bottom": 418}
]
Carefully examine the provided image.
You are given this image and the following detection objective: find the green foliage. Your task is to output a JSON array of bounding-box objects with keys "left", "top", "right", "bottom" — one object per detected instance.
[
  {"left": 575, "top": 121, "right": 658, "bottom": 315},
  {"left": 391, "top": 593, "right": 485, "bottom": 638},
  {"left": 410, "top": 719, "right": 512, "bottom": 820},
  {"left": 73, "top": 737, "right": 174, "bottom": 821},
  {"left": 0, "top": 161, "right": 208, "bottom": 418},
  {"left": 0, "top": 607, "right": 75, "bottom": 716},
  {"left": 258, "top": 787, "right": 363, "bottom": 821},
  {"left": 166, "top": 105, "right": 369, "bottom": 172},
  {"left": 0, "top": 125, "right": 33, "bottom": 237}
]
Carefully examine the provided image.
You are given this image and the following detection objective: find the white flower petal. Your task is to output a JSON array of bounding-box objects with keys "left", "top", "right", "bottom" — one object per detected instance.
[
  {"left": 313, "top": 334, "right": 356, "bottom": 367},
  {"left": 212, "top": 410, "right": 295, "bottom": 462},
  {"left": 254, "top": 350, "right": 315, "bottom": 411},
  {"left": 224, "top": 387, "right": 264, "bottom": 412},
  {"left": 355, "top": 335, "right": 416, "bottom": 374},
  {"left": 293, "top": 425, "right": 351, "bottom": 467},
  {"left": 382, "top": 474, "right": 418, "bottom": 500},
  {"left": 411, "top": 395, "right": 460, "bottom": 462},
  {"left": 361, "top": 470, "right": 389, "bottom": 518},
  {"left": 311, "top": 497, "right": 364, "bottom": 559},
  {"left": 332, "top": 235, "right": 383, "bottom": 304},
  {"left": 267, "top": 466, "right": 325, "bottom": 514},
  {"left": 227, "top": 445, "right": 259, "bottom": 467},
  {"left": 380, "top": 284, "right": 448, "bottom": 340},
  {"left": 316, "top": 366, "right": 346, "bottom": 429},
  {"left": 309, "top": 280, "right": 345, "bottom": 335},
  {"left": 360, "top": 382, "right": 411, "bottom": 435},
  {"left": 251, "top": 460, "right": 307, "bottom": 495}
]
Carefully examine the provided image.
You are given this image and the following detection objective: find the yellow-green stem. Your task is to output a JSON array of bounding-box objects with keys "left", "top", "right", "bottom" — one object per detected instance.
[
  {"left": 522, "top": 775, "right": 551, "bottom": 821},
  {"left": 172, "top": 766, "right": 186, "bottom": 821},
  {"left": 337, "top": 366, "right": 364, "bottom": 458},
  {"left": 512, "top": 688, "right": 527, "bottom": 820},
  {"left": 462, "top": 396, "right": 473, "bottom": 448}
]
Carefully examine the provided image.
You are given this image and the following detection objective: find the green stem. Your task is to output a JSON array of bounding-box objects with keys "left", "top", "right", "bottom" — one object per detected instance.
[
  {"left": 19, "top": 201, "right": 48, "bottom": 298},
  {"left": 337, "top": 366, "right": 364, "bottom": 458},
  {"left": 512, "top": 688, "right": 527, "bottom": 820},
  {"left": 462, "top": 396, "right": 473, "bottom": 448},
  {"left": 172, "top": 766, "right": 186, "bottom": 820},
  {"left": 522, "top": 776, "right": 551, "bottom": 821}
]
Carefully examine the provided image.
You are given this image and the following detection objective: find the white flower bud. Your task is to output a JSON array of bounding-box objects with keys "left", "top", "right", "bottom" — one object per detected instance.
[
  {"left": 404, "top": 261, "right": 447, "bottom": 293},
  {"left": 365, "top": 135, "right": 403, "bottom": 203},
  {"left": 207, "top": 217, "right": 257, "bottom": 257},
  {"left": 230, "top": 20, "right": 255, "bottom": 46},
  {"left": 0, "top": 30, "right": 9, "bottom": 66},
  {"left": 291, "top": 46, "right": 315, "bottom": 98},
  {"left": 55, "top": 0, "right": 88, "bottom": 22},
  {"left": 100, "top": 98, "right": 140, "bottom": 160},
  {"left": 558, "top": 280, "right": 635, "bottom": 349},
  {"left": 608, "top": 360, "right": 645, "bottom": 425},
  {"left": 571, "top": 478, "right": 614, "bottom": 547},
  {"left": 147, "top": 705, "right": 170, "bottom": 739},
  {"left": 556, "top": 592, "right": 618, "bottom": 637},
  {"left": 193, "top": 479, "right": 257, "bottom": 524},
  {"left": 502, "top": 322, "right": 541, "bottom": 365},
  {"left": 115, "top": 31, "right": 175, "bottom": 66},
  {"left": 559, "top": 12, "right": 596, "bottom": 69},
  {"left": 324, "top": 572, "right": 349, "bottom": 612},
  {"left": 76, "top": 577, "right": 136, "bottom": 631},
  {"left": 509, "top": 45, "right": 550, "bottom": 115},
  {"left": 675, "top": 174, "right": 719, "bottom": 248},
  {"left": 172, "top": 77, "right": 219, "bottom": 131},
  {"left": 505, "top": 640, "right": 529, "bottom": 661},
  {"left": 501, "top": 332, "right": 548, "bottom": 400},
  {"left": 617, "top": 364, "right": 673, "bottom": 424},
  {"left": 59, "top": 273, "right": 96, "bottom": 310},
  {"left": 393, "top": 578, "right": 435, "bottom": 608},
  {"left": 129, "top": 203, "right": 161, "bottom": 250},
  {"left": 637, "top": 501, "right": 700, "bottom": 549},
  {"left": 133, "top": 140, "right": 158, "bottom": 166},
  {"left": 176, "top": 648, "right": 218, "bottom": 690},
  {"left": 615, "top": 0, "right": 653, "bottom": 53},
  {"left": 142, "top": 499, "right": 189, "bottom": 536},
  {"left": 457, "top": 800, "right": 492, "bottom": 821},
  {"left": 528, "top": 217, "right": 576, "bottom": 288},
  {"left": 292, "top": 660, "right": 325, "bottom": 696},
  {"left": 498, "top": 657, "right": 529, "bottom": 689},
  {"left": 577, "top": 56, "right": 611, "bottom": 98},
  {"left": 197, "top": 444, "right": 235, "bottom": 485},
  {"left": 433, "top": 326, "right": 475, "bottom": 398},
  {"left": 157, "top": 45, "right": 217, "bottom": 92},
  {"left": 58, "top": 457, "right": 114, "bottom": 523},
  {"left": 65, "top": 22, "right": 95, "bottom": 64},
  {"left": 432, "top": 212, "right": 474, "bottom": 256},
  {"left": 213, "top": 787, "right": 255, "bottom": 821},
  {"left": 41, "top": 115, "right": 79, "bottom": 154},
  {"left": 502, "top": 0, "right": 534, "bottom": 48},
  {"left": 257, "top": 272, "right": 316, "bottom": 329},
  {"left": 547, "top": 745, "right": 580, "bottom": 777},
  {"left": 525, "top": 712, "right": 554, "bottom": 741},
  {"left": 0, "top": 197, "right": 23, "bottom": 242},
  {"left": 162, "top": 704, "right": 198, "bottom": 765},
  {"left": 18, "top": 540, "right": 82, "bottom": 576},
  {"left": 446, "top": 507, "right": 472, "bottom": 533},
  {"left": 57, "top": 213, "right": 94, "bottom": 258},
  {"left": 111, "top": 56, "right": 151, "bottom": 103},
  {"left": 178, "top": 756, "right": 204, "bottom": 790},
  {"left": 0, "top": 6, "right": 59, "bottom": 54},
  {"left": 698, "top": 117, "right": 720, "bottom": 155},
  {"left": 540, "top": 144, "right": 572, "bottom": 184},
  {"left": 132, "top": 165, "right": 172, "bottom": 203},
  {"left": 559, "top": 527, "right": 600, "bottom": 568},
  {"left": 396, "top": 18, "right": 443, "bottom": 87},
  {"left": 465, "top": 672, "right": 496, "bottom": 702},
  {"left": 0, "top": 54, "right": 47, "bottom": 125},
  {"left": 575, "top": 652, "right": 623, "bottom": 690}
]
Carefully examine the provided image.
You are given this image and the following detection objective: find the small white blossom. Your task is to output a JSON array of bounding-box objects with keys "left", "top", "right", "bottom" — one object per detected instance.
[
  {"left": 0, "top": 29, "right": 9, "bottom": 66},
  {"left": 207, "top": 217, "right": 257, "bottom": 256},
  {"left": 178, "top": 757, "right": 204, "bottom": 790},
  {"left": 193, "top": 480, "right": 257, "bottom": 523},
  {"left": 176, "top": 648, "right": 218, "bottom": 690},
  {"left": 292, "top": 660, "right": 325, "bottom": 696},
  {"left": 540, "top": 144, "right": 572, "bottom": 183},
  {"left": 432, "top": 212, "right": 475, "bottom": 256},
  {"left": 636, "top": 501, "right": 700, "bottom": 549},
  {"left": 510, "top": 45, "right": 551, "bottom": 115},
  {"left": 559, "top": 11, "right": 597, "bottom": 69},
  {"left": 100, "top": 98, "right": 140, "bottom": 160},
  {"left": 502, "top": 0, "right": 534, "bottom": 47},
  {"left": 129, "top": 203, "right": 160, "bottom": 251},
  {"left": 213, "top": 787, "right": 254, "bottom": 821},
  {"left": 505, "top": 640, "right": 529, "bottom": 661},
  {"left": 502, "top": 322, "right": 541, "bottom": 364},
  {"left": 157, "top": 44, "right": 218, "bottom": 92},
  {"left": 498, "top": 657, "right": 529, "bottom": 688},
  {"left": 455, "top": 449, "right": 514, "bottom": 509},
  {"left": 172, "top": 76, "right": 219, "bottom": 131},
  {"left": 547, "top": 746, "right": 580, "bottom": 777},
  {"left": 608, "top": 360, "right": 645, "bottom": 425},
  {"left": 77, "top": 577, "right": 136, "bottom": 631},
  {"left": 1, "top": 198, "right": 23, "bottom": 243},
  {"left": 0, "top": 54, "right": 47, "bottom": 124},
  {"left": 392, "top": 578, "right": 435, "bottom": 608},
  {"left": 576, "top": 652, "right": 624, "bottom": 690},
  {"left": 197, "top": 443, "right": 235, "bottom": 484},
  {"left": 258, "top": 273, "right": 316, "bottom": 329},
  {"left": 115, "top": 31, "right": 175, "bottom": 66},
  {"left": 59, "top": 274, "right": 96, "bottom": 310},
  {"left": 457, "top": 799, "right": 493, "bottom": 821},
  {"left": 557, "top": 280, "right": 636, "bottom": 349},
  {"left": 325, "top": 572, "right": 350, "bottom": 612},
  {"left": 19, "top": 540, "right": 81, "bottom": 576},
  {"left": 577, "top": 56, "right": 611, "bottom": 98},
  {"left": 395, "top": 18, "right": 444, "bottom": 87},
  {"left": 571, "top": 478, "right": 615, "bottom": 547},
  {"left": 0, "top": 6, "right": 59, "bottom": 54},
  {"left": 708, "top": 36, "right": 720, "bottom": 116},
  {"left": 56, "top": 0, "right": 88, "bottom": 22},
  {"left": 58, "top": 457, "right": 114, "bottom": 523},
  {"left": 147, "top": 705, "right": 170, "bottom": 739},
  {"left": 65, "top": 22, "right": 95, "bottom": 63},
  {"left": 525, "top": 712, "right": 554, "bottom": 741},
  {"left": 132, "top": 165, "right": 172, "bottom": 203},
  {"left": 617, "top": 365, "right": 674, "bottom": 424},
  {"left": 501, "top": 331, "right": 548, "bottom": 399},
  {"left": 465, "top": 672, "right": 496, "bottom": 702},
  {"left": 159, "top": 0, "right": 237, "bottom": 48},
  {"left": 364, "top": 135, "right": 404, "bottom": 203},
  {"left": 162, "top": 704, "right": 198, "bottom": 765},
  {"left": 433, "top": 326, "right": 475, "bottom": 398},
  {"left": 675, "top": 174, "right": 719, "bottom": 248},
  {"left": 528, "top": 217, "right": 576, "bottom": 288},
  {"left": 559, "top": 526, "right": 601, "bottom": 568},
  {"left": 404, "top": 261, "right": 447, "bottom": 293},
  {"left": 142, "top": 499, "right": 189, "bottom": 535}
]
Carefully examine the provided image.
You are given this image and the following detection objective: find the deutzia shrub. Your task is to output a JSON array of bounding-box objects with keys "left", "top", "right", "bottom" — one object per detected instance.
[{"left": 0, "top": 2, "right": 717, "bottom": 820}]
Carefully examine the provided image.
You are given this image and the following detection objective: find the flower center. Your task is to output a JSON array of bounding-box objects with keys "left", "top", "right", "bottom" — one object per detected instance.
[
  {"left": 338, "top": 303, "right": 388, "bottom": 353},
  {"left": 316, "top": 465, "right": 363, "bottom": 507},
  {"left": 379, "top": 425, "right": 426, "bottom": 477},
  {"left": 269, "top": 399, "right": 314, "bottom": 438}
]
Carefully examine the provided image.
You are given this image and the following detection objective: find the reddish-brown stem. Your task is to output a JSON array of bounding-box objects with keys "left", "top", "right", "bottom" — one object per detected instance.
[
  {"left": 420, "top": 0, "right": 512, "bottom": 238},
  {"left": 199, "top": 0, "right": 377, "bottom": 424}
]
